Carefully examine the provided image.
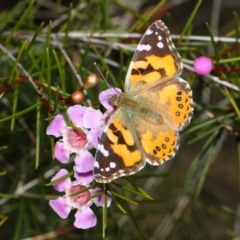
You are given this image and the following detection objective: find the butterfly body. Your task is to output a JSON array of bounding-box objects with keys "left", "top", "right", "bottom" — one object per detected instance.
[
  {"left": 110, "top": 92, "right": 164, "bottom": 125},
  {"left": 94, "top": 20, "right": 193, "bottom": 183}
]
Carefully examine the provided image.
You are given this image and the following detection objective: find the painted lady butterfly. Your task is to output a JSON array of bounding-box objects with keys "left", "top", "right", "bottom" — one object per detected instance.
[{"left": 94, "top": 20, "right": 193, "bottom": 183}]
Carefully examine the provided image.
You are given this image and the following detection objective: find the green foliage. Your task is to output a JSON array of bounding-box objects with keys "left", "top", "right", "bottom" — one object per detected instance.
[{"left": 0, "top": 0, "right": 240, "bottom": 239}]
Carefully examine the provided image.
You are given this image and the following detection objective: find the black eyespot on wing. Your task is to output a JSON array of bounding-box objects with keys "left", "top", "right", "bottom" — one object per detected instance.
[{"left": 156, "top": 146, "right": 161, "bottom": 151}]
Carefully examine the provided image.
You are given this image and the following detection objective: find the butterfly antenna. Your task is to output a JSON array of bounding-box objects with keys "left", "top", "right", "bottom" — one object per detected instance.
[
  {"left": 94, "top": 62, "right": 121, "bottom": 96},
  {"left": 94, "top": 62, "right": 111, "bottom": 88}
]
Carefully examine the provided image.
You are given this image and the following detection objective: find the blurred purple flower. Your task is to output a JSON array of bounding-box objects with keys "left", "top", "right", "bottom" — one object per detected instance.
[{"left": 194, "top": 56, "right": 213, "bottom": 75}]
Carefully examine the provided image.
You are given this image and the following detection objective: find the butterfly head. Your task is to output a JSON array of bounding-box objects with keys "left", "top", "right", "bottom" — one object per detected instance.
[{"left": 109, "top": 93, "right": 122, "bottom": 107}]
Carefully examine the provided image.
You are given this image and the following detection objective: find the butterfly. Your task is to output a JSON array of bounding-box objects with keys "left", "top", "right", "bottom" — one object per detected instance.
[{"left": 94, "top": 20, "right": 193, "bottom": 183}]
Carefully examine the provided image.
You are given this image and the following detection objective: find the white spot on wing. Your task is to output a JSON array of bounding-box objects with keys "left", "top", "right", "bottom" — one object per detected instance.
[
  {"left": 105, "top": 167, "right": 110, "bottom": 172},
  {"left": 158, "top": 35, "right": 162, "bottom": 40},
  {"left": 98, "top": 144, "right": 109, "bottom": 157},
  {"left": 146, "top": 29, "right": 153, "bottom": 35},
  {"left": 137, "top": 44, "right": 151, "bottom": 51},
  {"left": 157, "top": 42, "right": 164, "bottom": 48},
  {"left": 94, "top": 161, "right": 99, "bottom": 168},
  {"left": 110, "top": 162, "right": 116, "bottom": 168}
]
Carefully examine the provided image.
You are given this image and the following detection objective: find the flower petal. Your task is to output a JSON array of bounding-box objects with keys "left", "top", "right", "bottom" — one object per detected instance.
[
  {"left": 49, "top": 197, "right": 71, "bottom": 219},
  {"left": 67, "top": 105, "right": 87, "bottom": 128},
  {"left": 99, "top": 88, "right": 122, "bottom": 110},
  {"left": 46, "top": 114, "right": 66, "bottom": 137},
  {"left": 74, "top": 208, "right": 97, "bottom": 229},
  {"left": 87, "top": 128, "right": 103, "bottom": 148},
  {"left": 51, "top": 169, "right": 71, "bottom": 192},
  {"left": 82, "top": 107, "right": 103, "bottom": 129},
  {"left": 74, "top": 169, "right": 94, "bottom": 185},
  {"left": 62, "top": 127, "right": 88, "bottom": 155},
  {"left": 54, "top": 141, "right": 70, "bottom": 163},
  {"left": 92, "top": 188, "right": 112, "bottom": 208},
  {"left": 65, "top": 182, "right": 93, "bottom": 210},
  {"left": 74, "top": 151, "right": 94, "bottom": 172}
]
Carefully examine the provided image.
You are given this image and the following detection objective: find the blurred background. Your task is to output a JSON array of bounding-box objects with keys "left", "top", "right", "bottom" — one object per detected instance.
[{"left": 0, "top": 0, "right": 240, "bottom": 239}]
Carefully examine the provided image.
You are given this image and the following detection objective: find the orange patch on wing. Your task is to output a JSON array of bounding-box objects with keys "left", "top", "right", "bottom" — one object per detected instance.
[
  {"left": 141, "top": 71, "right": 161, "bottom": 83},
  {"left": 111, "top": 144, "right": 141, "bottom": 167},
  {"left": 146, "top": 55, "right": 176, "bottom": 76},
  {"left": 107, "top": 127, "right": 118, "bottom": 143},
  {"left": 130, "top": 74, "right": 142, "bottom": 85},
  {"left": 130, "top": 55, "right": 177, "bottom": 85},
  {"left": 141, "top": 130, "right": 177, "bottom": 162},
  {"left": 165, "top": 64, "right": 176, "bottom": 76},
  {"left": 107, "top": 118, "right": 134, "bottom": 146},
  {"left": 158, "top": 84, "right": 178, "bottom": 104},
  {"left": 130, "top": 61, "right": 148, "bottom": 83},
  {"left": 145, "top": 54, "right": 171, "bottom": 68},
  {"left": 158, "top": 84, "right": 193, "bottom": 128},
  {"left": 107, "top": 118, "right": 141, "bottom": 167},
  {"left": 133, "top": 60, "right": 148, "bottom": 69}
]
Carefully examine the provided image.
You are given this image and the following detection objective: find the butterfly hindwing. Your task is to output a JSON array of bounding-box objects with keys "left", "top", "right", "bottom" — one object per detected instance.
[
  {"left": 137, "top": 77, "right": 193, "bottom": 130},
  {"left": 132, "top": 116, "right": 180, "bottom": 165}
]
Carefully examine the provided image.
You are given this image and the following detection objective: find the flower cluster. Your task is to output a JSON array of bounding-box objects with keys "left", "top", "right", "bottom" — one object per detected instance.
[
  {"left": 46, "top": 105, "right": 103, "bottom": 162},
  {"left": 49, "top": 169, "right": 111, "bottom": 229},
  {"left": 46, "top": 88, "right": 120, "bottom": 229}
]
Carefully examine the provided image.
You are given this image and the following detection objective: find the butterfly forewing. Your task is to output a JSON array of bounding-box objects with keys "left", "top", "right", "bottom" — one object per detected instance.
[
  {"left": 125, "top": 20, "right": 182, "bottom": 92},
  {"left": 94, "top": 109, "right": 145, "bottom": 183}
]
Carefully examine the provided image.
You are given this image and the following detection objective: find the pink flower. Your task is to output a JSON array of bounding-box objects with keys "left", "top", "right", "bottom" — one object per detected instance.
[
  {"left": 46, "top": 105, "right": 104, "bottom": 163},
  {"left": 99, "top": 87, "right": 122, "bottom": 111},
  {"left": 49, "top": 169, "right": 112, "bottom": 229},
  {"left": 194, "top": 56, "right": 213, "bottom": 75},
  {"left": 49, "top": 169, "right": 95, "bottom": 229},
  {"left": 99, "top": 88, "right": 122, "bottom": 125},
  {"left": 92, "top": 187, "right": 112, "bottom": 207},
  {"left": 74, "top": 151, "right": 94, "bottom": 185}
]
